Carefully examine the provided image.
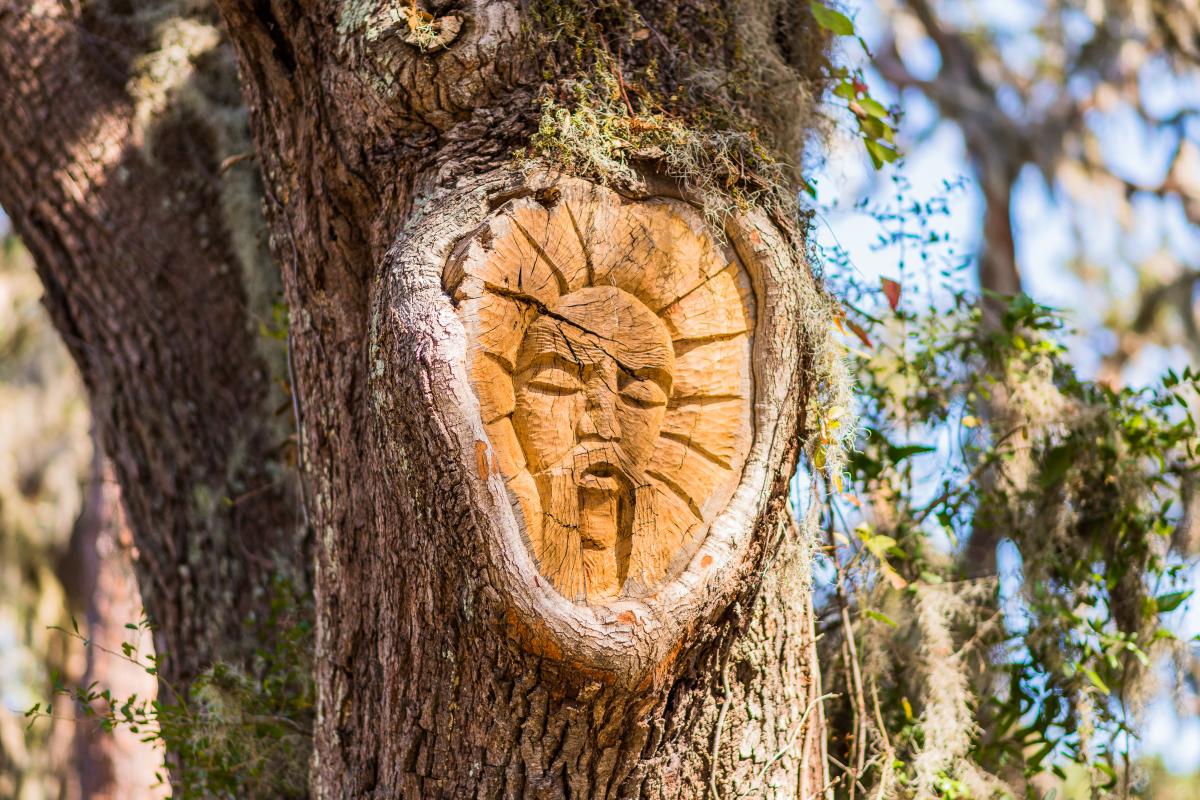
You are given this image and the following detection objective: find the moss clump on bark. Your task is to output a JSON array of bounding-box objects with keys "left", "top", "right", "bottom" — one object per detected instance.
[
  {"left": 524, "top": 0, "right": 835, "bottom": 221},
  {"left": 520, "top": 58, "right": 792, "bottom": 228},
  {"left": 522, "top": 0, "right": 852, "bottom": 485}
]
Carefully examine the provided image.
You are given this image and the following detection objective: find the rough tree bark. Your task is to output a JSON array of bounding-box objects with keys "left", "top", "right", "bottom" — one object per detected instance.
[
  {"left": 2, "top": 0, "right": 835, "bottom": 796},
  {"left": 0, "top": 0, "right": 303, "bottom": 688}
]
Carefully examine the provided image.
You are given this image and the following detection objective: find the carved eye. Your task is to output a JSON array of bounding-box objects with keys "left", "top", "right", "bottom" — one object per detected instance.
[
  {"left": 620, "top": 378, "right": 668, "bottom": 408},
  {"left": 525, "top": 364, "right": 583, "bottom": 394}
]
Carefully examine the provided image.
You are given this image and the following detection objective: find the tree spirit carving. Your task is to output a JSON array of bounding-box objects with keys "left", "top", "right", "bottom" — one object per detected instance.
[{"left": 446, "top": 180, "right": 755, "bottom": 602}]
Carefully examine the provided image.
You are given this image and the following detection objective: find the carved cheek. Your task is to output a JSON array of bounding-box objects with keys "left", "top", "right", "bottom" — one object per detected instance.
[
  {"left": 514, "top": 387, "right": 582, "bottom": 473},
  {"left": 616, "top": 402, "right": 666, "bottom": 467}
]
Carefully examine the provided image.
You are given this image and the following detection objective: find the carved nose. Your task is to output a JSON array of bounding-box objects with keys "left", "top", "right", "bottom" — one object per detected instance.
[{"left": 578, "top": 377, "right": 621, "bottom": 441}]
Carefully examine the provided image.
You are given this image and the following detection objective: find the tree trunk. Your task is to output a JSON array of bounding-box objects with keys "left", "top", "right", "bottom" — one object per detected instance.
[
  {"left": 2, "top": 0, "right": 835, "bottom": 796},
  {"left": 62, "top": 450, "right": 165, "bottom": 799},
  {"left": 0, "top": 0, "right": 303, "bottom": 687}
]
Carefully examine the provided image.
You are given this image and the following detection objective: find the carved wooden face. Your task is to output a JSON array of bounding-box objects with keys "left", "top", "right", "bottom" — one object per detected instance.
[
  {"left": 447, "top": 182, "right": 755, "bottom": 602},
  {"left": 513, "top": 287, "right": 674, "bottom": 493}
]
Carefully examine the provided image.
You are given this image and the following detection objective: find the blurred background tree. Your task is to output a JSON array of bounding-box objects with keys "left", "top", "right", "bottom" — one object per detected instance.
[
  {"left": 0, "top": 232, "right": 162, "bottom": 798},
  {"left": 872, "top": 0, "right": 1199, "bottom": 369}
]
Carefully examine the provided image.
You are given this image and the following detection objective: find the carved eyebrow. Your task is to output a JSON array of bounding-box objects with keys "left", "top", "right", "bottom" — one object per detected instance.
[
  {"left": 517, "top": 352, "right": 584, "bottom": 375},
  {"left": 624, "top": 366, "right": 672, "bottom": 390},
  {"left": 519, "top": 322, "right": 604, "bottom": 368},
  {"left": 518, "top": 317, "right": 673, "bottom": 389}
]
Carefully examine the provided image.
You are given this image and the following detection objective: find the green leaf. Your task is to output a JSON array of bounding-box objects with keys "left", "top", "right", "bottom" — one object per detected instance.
[
  {"left": 863, "top": 534, "right": 898, "bottom": 560},
  {"left": 859, "top": 97, "right": 889, "bottom": 119},
  {"left": 1083, "top": 668, "right": 1110, "bottom": 695},
  {"left": 859, "top": 115, "right": 889, "bottom": 141},
  {"left": 1154, "top": 590, "right": 1192, "bottom": 613},
  {"left": 864, "top": 138, "right": 899, "bottom": 169},
  {"left": 833, "top": 81, "right": 857, "bottom": 100},
  {"left": 887, "top": 443, "right": 936, "bottom": 463},
  {"left": 810, "top": 2, "right": 855, "bottom": 36},
  {"left": 864, "top": 609, "right": 898, "bottom": 627},
  {"left": 1038, "top": 445, "right": 1073, "bottom": 488}
]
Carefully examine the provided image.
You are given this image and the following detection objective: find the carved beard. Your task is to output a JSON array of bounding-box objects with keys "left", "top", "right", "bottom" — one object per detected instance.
[{"left": 532, "top": 444, "right": 656, "bottom": 602}]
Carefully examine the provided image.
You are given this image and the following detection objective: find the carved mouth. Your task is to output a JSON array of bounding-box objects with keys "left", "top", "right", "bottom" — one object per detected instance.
[
  {"left": 563, "top": 442, "right": 649, "bottom": 490},
  {"left": 578, "top": 463, "right": 623, "bottom": 492}
]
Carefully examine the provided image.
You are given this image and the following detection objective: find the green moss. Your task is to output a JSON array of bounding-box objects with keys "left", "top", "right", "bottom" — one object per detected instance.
[
  {"left": 521, "top": 55, "right": 793, "bottom": 232},
  {"left": 522, "top": 0, "right": 834, "bottom": 230}
]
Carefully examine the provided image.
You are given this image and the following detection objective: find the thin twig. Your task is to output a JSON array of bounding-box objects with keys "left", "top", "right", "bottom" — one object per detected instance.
[
  {"left": 869, "top": 677, "right": 891, "bottom": 753},
  {"left": 745, "top": 693, "right": 837, "bottom": 794},
  {"left": 827, "top": 755, "right": 874, "bottom": 798},
  {"left": 810, "top": 594, "right": 834, "bottom": 800},
  {"left": 826, "top": 481, "right": 871, "bottom": 800},
  {"left": 912, "top": 424, "right": 1025, "bottom": 524}
]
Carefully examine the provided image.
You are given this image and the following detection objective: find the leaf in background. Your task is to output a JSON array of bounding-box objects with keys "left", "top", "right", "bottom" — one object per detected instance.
[
  {"left": 863, "top": 533, "right": 898, "bottom": 561},
  {"left": 881, "top": 277, "right": 901, "bottom": 310},
  {"left": 887, "top": 443, "right": 936, "bottom": 463},
  {"left": 1154, "top": 590, "right": 1192, "bottom": 613},
  {"left": 1084, "top": 668, "right": 1111, "bottom": 695},
  {"left": 864, "top": 609, "right": 898, "bottom": 627},
  {"left": 810, "top": 2, "right": 855, "bottom": 36},
  {"left": 864, "top": 138, "right": 900, "bottom": 169},
  {"left": 859, "top": 96, "right": 890, "bottom": 120},
  {"left": 845, "top": 318, "right": 872, "bottom": 348},
  {"left": 833, "top": 81, "right": 857, "bottom": 100},
  {"left": 1039, "top": 445, "right": 1073, "bottom": 488},
  {"left": 881, "top": 562, "right": 909, "bottom": 589}
]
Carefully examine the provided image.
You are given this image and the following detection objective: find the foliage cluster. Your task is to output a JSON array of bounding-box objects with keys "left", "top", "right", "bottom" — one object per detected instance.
[
  {"left": 26, "top": 576, "right": 314, "bottom": 798},
  {"left": 813, "top": 176, "right": 1200, "bottom": 799}
]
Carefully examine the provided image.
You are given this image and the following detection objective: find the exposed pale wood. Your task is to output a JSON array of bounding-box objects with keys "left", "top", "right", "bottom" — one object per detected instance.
[
  {"left": 658, "top": 264, "right": 755, "bottom": 341},
  {"left": 449, "top": 182, "right": 755, "bottom": 603},
  {"left": 661, "top": 398, "right": 748, "bottom": 467},
  {"left": 469, "top": 353, "right": 516, "bottom": 423},
  {"left": 671, "top": 337, "right": 753, "bottom": 400},
  {"left": 457, "top": 294, "right": 538, "bottom": 370}
]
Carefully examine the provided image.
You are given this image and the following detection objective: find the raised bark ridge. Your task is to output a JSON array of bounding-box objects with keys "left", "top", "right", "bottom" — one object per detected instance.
[{"left": 445, "top": 180, "right": 754, "bottom": 603}]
